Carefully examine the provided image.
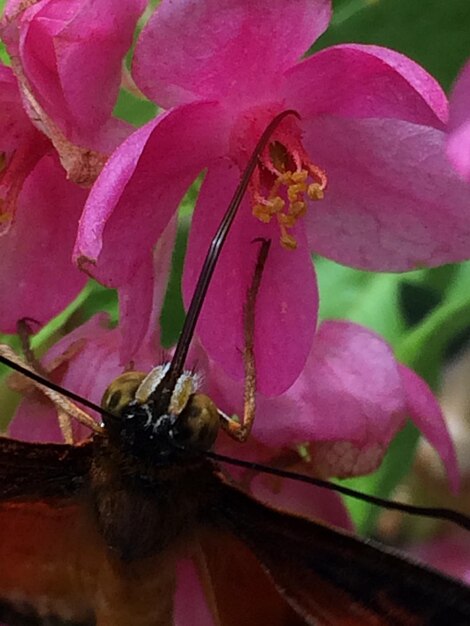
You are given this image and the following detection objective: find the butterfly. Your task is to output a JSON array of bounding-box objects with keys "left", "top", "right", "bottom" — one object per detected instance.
[{"left": 1, "top": 112, "right": 470, "bottom": 626}]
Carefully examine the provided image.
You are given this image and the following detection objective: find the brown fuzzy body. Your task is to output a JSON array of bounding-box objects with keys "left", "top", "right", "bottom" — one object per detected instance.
[{"left": 89, "top": 436, "right": 217, "bottom": 562}]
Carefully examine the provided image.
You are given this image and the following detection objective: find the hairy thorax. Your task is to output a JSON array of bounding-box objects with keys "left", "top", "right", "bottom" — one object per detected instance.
[{"left": 89, "top": 435, "right": 218, "bottom": 563}]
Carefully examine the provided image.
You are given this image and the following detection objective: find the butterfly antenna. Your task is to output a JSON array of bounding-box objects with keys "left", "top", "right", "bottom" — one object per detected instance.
[
  {"left": 206, "top": 450, "right": 470, "bottom": 532},
  {"left": 155, "top": 109, "right": 298, "bottom": 410},
  {"left": 0, "top": 351, "right": 114, "bottom": 423}
]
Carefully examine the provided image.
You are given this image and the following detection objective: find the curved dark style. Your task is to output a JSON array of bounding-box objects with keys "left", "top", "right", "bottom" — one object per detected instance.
[{"left": 155, "top": 110, "right": 298, "bottom": 413}]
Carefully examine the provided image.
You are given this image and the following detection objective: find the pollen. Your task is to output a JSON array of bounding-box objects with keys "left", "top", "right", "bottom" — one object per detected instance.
[{"left": 251, "top": 141, "right": 327, "bottom": 249}]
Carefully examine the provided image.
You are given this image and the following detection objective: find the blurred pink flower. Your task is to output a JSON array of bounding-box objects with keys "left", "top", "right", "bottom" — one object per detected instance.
[
  {"left": 76, "top": 0, "right": 470, "bottom": 396},
  {"left": 0, "top": 64, "right": 88, "bottom": 330},
  {"left": 411, "top": 531, "right": 470, "bottom": 584},
  {"left": 8, "top": 313, "right": 157, "bottom": 441},
  {"left": 1, "top": 0, "right": 146, "bottom": 183},
  {"left": 202, "top": 320, "right": 459, "bottom": 492},
  {"left": 447, "top": 60, "right": 470, "bottom": 182},
  {"left": 0, "top": 0, "right": 146, "bottom": 331}
]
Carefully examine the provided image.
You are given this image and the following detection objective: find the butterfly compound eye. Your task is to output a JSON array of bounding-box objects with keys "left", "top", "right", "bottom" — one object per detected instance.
[
  {"left": 171, "top": 393, "right": 219, "bottom": 452},
  {"left": 100, "top": 371, "right": 220, "bottom": 458},
  {"left": 101, "top": 371, "right": 147, "bottom": 417}
]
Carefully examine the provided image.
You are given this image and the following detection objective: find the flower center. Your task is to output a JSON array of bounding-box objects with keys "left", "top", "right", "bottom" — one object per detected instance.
[{"left": 251, "top": 136, "right": 327, "bottom": 249}]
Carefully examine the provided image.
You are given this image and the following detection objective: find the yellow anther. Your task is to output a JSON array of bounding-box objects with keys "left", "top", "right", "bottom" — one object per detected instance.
[
  {"left": 278, "top": 213, "right": 296, "bottom": 228},
  {"left": 291, "top": 170, "right": 308, "bottom": 183},
  {"left": 253, "top": 195, "right": 285, "bottom": 223},
  {"left": 290, "top": 200, "right": 306, "bottom": 217},
  {"left": 251, "top": 137, "right": 327, "bottom": 250},
  {"left": 279, "top": 226, "right": 298, "bottom": 250},
  {"left": 287, "top": 182, "right": 307, "bottom": 203},
  {"left": 308, "top": 183, "right": 324, "bottom": 200},
  {"left": 271, "top": 196, "right": 285, "bottom": 212},
  {"left": 253, "top": 204, "right": 272, "bottom": 223}
]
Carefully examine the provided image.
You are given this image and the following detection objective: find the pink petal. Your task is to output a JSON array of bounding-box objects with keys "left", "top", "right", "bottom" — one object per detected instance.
[
  {"left": 75, "top": 102, "right": 227, "bottom": 287},
  {"left": 175, "top": 559, "right": 217, "bottom": 626},
  {"left": 411, "top": 532, "right": 470, "bottom": 584},
  {"left": 3, "top": 0, "right": 23, "bottom": 15},
  {"left": 133, "top": 0, "right": 331, "bottom": 109},
  {"left": 303, "top": 115, "right": 470, "bottom": 270},
  {"left": 447, "top": 60, "right": 470, "bottom": 182},
  {"left": 183, "top": 159, "right": 318, "bottom": 396},
  {"left": 399, "top": 364, "right": 460, "bottom": 493},
  {"left": 4, "top": 0, "right": 146, "bottom": 147},
  {"left": 10, "top": 313, "right": 118, "bottom": 441},
  {"left": 118, "top": 213, "right": 177, "bottom": 364},
  {"left": 10, "top": 313, "right": 158, "bottom": 442},
  {"left": 74, "top": 118, "right": 158, "bottom": 262},
  {"left": 251, "top": 475, "right": 353, "bottom": 530},
  {"left": 264, "top": 321, "right": 405, "bottom": 454},
  {"left": 284, "top": 44, "right": 447, "bottom": 128},
  {"left": 205, "top": 320, "right": 405, "bottom": 455},
  {"left": 0, "top": 154, "right": 87, "bottom": 332},
  {"left": 265, "top": 321, "right": 405, "bottom": 448},
  {"left": 9, "top": 394, "right": 67, "bottom": 443},
  {"left": 0, "top": 65, "right": 52, "bottom": 229},
  {"left": 0, "top": 64, "right": 33, "bottom": 150}
]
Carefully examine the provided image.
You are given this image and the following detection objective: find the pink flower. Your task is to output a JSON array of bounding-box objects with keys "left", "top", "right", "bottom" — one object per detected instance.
[
  {"left": 0, "top": 0, "right": 146, "bottom": 331},
  {"left": 447, "top": 60, "right": 470, "bottom": 182},
  {"left": 0, "top": 64, "right": 88, "bottom": 331},
  {"left": 411, "top": 531, "right": 470, "bottom": 584},
  {"left": 1, "top": 0, "right": 146, "bottom": 183},
  {"left": 76, "top": 0, "right": 470, "bottom": 396},
  {"left": 201, "top": 320, "right": 459, "bottom": 492},
  {"left": 8, "top": 313, "right": 157, "bottom": 442}
]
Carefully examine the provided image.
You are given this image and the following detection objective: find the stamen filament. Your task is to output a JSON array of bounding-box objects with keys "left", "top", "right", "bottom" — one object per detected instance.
[{"left": 250, "top": 135, "right": 327, "bottom": 249}]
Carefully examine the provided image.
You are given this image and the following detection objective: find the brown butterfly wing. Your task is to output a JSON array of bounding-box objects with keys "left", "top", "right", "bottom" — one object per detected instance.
[
  {"left": 0, "top": 437, "right": 92, "bottom": 500},
  {"left": 211, "top": 476, "right": 470, "bottom": 626},
  {"left": 197, "top": 530, "right": 307, "bottom": 626},
  {"left": 0, "top": 437, "right": 98, "bottom": 626}
]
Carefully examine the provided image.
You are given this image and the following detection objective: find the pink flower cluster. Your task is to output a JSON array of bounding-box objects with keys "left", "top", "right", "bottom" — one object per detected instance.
[
  {"left": 1, "top": 0, "right": 470, "bottom": 611},
  {"left": 76, "top": 0, "right": 470, "bottom": 396},
  {"left": 0, "top": 0, "right": 146, "bottom": 330}
]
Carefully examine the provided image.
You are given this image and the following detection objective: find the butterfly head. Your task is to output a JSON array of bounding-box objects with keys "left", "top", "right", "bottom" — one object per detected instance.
[{"left": 100, "top": 365, "right": 220, "bottom": 463}]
